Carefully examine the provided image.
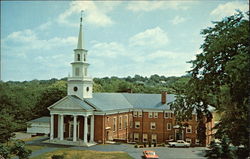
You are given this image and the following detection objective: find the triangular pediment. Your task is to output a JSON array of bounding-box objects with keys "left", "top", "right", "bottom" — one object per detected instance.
[{"left": 48, "top": 96, "right": 86, "bottom": 111}]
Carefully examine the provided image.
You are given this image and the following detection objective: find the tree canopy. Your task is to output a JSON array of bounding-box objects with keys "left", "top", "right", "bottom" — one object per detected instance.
[{"left": 171, "top": 11, "right": 249, "bottom": 157}]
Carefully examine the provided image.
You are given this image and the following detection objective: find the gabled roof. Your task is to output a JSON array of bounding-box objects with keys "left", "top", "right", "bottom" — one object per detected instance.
[
  {"left": 123, "top": 93, "right": 175, "bottom": 110},
  {"left": 85, "top": 93, "right": 133, "bottom": 111},
  {"left": 84, "top": 93, "right": 175, "bottom": 111},
  {"left": 28, "top": 117, "right": 50, "bottom": 123},
  {"left": 49, "top": 93, "right": 175, "bottom": 112},
  {"left": 48, "top": 95, "right": 94, "bottom": 111}
]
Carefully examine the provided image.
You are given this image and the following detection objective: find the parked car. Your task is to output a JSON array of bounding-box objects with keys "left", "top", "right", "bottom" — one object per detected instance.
[
  {"left": 143, "top": 150, "right": 159, "bottom": 159},
  {"left": 168, "top": 140, "right": 190, "bottom": 147}
]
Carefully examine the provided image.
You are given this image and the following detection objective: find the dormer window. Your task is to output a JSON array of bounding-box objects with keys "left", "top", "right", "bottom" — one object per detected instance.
[{"left": 77, "top": 54, "right": 81, "bottom": 61}]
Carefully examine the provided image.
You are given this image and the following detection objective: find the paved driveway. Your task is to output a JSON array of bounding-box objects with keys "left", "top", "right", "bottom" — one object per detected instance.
[
  {"left": 73, "top": 144, "right": 207, "bottom": 159},
  {"left": 24, "top": 137, "right": 207, "bottom": 159}
]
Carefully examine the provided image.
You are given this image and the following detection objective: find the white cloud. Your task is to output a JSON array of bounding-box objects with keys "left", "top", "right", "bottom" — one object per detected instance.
[
  {"left": 171, "top": 16, "right": 187, "bottom": 25},
  {"left": 58, "top": 1, "right": 120, "bottom": 27},
  {"left": 127, "top": 1, "right": 188, "bottom": 12},
  {"left": 129, "top": 27, "right": 169, "bottom": 48},
  {"left": 91, "top": 42, "right": 125, "bottom": 58},
  {"left": 3, "top": 29, "right": 77, "bottom": 56},
  {"left": 210, "top": 1, "right": 249, "bottom": 19}
]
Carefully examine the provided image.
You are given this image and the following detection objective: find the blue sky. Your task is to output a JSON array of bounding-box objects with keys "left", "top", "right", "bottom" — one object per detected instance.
[{"left": 1, "top": 1, "right": 248, "bottom": 81}]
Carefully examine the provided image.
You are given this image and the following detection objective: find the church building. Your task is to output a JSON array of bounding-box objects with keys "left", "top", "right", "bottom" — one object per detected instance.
[{"left": 48, "top": 15, "right": 214, "bottom": 147}]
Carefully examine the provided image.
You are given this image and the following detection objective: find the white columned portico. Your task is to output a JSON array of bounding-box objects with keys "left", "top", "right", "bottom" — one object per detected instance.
[
  {"left": 50, "top": 114, "right": 54, "bottom": 140},
  {"left": 73, "top": 115, "right": 77, "bottom": 142},
  {"left": 84, "top": 116, "right": 88, "bottom": 143},
  {"left": 60, "top": 114, "right": 64, "bottom": 140},
  {"left": 90, "top": 115, "right": 94, "bottom": 142}
]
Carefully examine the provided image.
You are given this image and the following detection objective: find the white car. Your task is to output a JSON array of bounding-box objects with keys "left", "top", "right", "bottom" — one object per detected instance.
[{"left": 168, "top": 140, "right": 191, "bottom": 147}]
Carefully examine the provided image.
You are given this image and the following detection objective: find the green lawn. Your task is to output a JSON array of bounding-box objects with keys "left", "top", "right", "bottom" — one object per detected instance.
[
  {"left": 31, "top": 149, "right": 133, "bottom": 159},
  {"left": 25, "top": 145, "right": 45, "bottom": 151}
]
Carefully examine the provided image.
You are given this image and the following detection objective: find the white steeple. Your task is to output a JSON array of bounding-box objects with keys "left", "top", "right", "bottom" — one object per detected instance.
[
  {"left": 77, "top": 12, "right": 84, "bottom": 49},
  {"left": 67, "top": 11, "right": 93, "bottom": 99}
]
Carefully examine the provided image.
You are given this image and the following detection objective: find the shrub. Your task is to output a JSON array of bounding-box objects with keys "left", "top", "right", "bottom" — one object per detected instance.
[
  {"left": 134, "top": 144, "right": 138, "bottom": 148},
  {"left": 148, "top": 142, "right": 151, "bottom": 147},
  {"left": 0, "top": 144, "right": 10, "bottom": 159},
  {"left": 51, "top": 154, "right": 64, "bottom": 159},
  {"left": 11, "top": 140, "right": 32, "bottom": 159}
]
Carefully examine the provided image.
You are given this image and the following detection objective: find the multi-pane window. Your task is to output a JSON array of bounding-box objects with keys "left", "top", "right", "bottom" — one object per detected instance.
[
  {"left": 165, "top": 112, "right": 173, "bottom": 118},
  {"left": 134, "top": 133, "right": 139, "bottom": 141},
  {"left": 113, "top": 117, "right": 116, "bottom": 131},
  {"left": 130, "top": 121, "right": 133, "bottom": 128},
  {"left": 150, "top": 122, "right": 156, "bottom": 129},
  {"left": 138, "top": 111, "right": 142, "bottom": 117},
  {"left": 186, "top": 125, "right": 192, "bottom": 133},
  {"left": 167, "top": 123, "right": 172, "bottom": 130},
  {"left": 124, "top": 115, "right": 128, "bottom": 129},
  {"left": 154, "top": 112, "right": 158, "bottom": 118},
  {"left": 119, "top": 116, "right": 122, "bottom": 130},
  {"left": 152, "top": 134, "right": 157, "bottom": 143},
  {"left": 130, "top": 133, "right": 133, "bottom": 141},
  {"left": 135, "top": 121, "right": 140, "bottom": 129},
  {"left": 84, "top": 68, "right": 87, "bottom": 76},
  {"left": 186, "top": 138, "right": 192, "bottom": 144},
  {"left": 195, "top": 139, "right": 200, "bottom": 145},
  {"left": 75, "top": 68, "right": 80, "bottom": 76},
  {"left": 133, "top": 111, "right": 137, "bottom": 117},
  {"left": 143, "top": 134, "right": 148, "bottom": 142},
  {"left": 148, "top": 112, "right": 153, "bottom": 118}
]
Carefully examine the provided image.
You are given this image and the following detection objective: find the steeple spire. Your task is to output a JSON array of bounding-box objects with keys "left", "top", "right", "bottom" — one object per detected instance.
[{"left": 77, "top": 10, "right": 84, "bottom": 49}]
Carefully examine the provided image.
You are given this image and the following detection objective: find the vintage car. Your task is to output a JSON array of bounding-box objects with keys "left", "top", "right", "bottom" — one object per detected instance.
[
  {"left": 168, "top": 140, "right": 191, "bottom": 147},
  {"left": 143, "top": 150, "right": 159, "bottom": 159}
]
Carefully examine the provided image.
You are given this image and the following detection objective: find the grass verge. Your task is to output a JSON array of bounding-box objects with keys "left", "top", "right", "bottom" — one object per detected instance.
[{"left": 31, "top": 149, "right": 133, "bottom": 159}]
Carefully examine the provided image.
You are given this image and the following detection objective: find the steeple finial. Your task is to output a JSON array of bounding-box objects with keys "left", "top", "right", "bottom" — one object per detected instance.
[
  {"left": 77, "top": 10, "right": 84, "bottom": 49},
  {"left": 80, "top": 10, "right": 83, "bottom": 23}
]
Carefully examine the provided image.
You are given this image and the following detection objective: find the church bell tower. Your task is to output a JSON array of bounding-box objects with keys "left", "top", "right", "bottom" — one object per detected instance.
[{"left": 67, "top": 11, "right": 93, "bottom": 99}]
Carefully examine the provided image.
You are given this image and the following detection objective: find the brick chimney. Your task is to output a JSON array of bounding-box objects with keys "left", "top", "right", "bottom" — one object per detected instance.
[{"left": 161, "top": 92, "right": 167, "bottom": 104}]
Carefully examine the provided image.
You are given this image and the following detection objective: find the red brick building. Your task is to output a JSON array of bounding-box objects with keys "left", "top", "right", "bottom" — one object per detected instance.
[{"left": 48, "top": 16, "right": 214, "bottom": 147}]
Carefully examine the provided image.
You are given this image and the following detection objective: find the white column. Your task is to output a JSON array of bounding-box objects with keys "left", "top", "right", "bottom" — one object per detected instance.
[
  {"left": 84, "top": 116, "right": 88, "bottom": 143},
  {"left": 90, "top": 115, "right": 94, "bottom": 142},
  {"left": 60, "top": 114, "right": 64, "bottom": 140},
  {"left": 73, "top": 115, "right": 77, "bottom": 142},
  {"left": 50, "top": 114, "right": 54, "bottom": 140},
  {"left": 57, "top": 114, "right": 60, "bottom": 138}
]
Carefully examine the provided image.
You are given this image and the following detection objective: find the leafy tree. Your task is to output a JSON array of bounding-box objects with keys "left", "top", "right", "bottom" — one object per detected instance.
[
  {"left": 220, "top": 135, "right": 235, "bottom": 159},
  {"left": 35, "top": 81, "right": 67, "bottom": 117},
  {"left": 205, "top": 140, "right": 222, "bottom": 159},
  {"left": 0, "top": 144, "right": 11, "bottom": 159},
  {"left": 171, "top": 10, "right": 249, "bottom": 156},
  {"left": 0, "top": 112, "right": 20, "bottom": 143},
  {"left": 10, "top": 140, "right": 32, "bottom": 159}
]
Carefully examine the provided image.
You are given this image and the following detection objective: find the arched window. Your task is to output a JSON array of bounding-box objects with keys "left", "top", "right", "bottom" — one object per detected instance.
[
  {"left": 77, "top": 54, "right": 81, "bottom": 61},
  {"left": 84, "top": 54, "right": 86, "bottom": 61}
]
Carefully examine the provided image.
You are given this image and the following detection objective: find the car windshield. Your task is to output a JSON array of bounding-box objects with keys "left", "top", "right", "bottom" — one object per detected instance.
[{"left": 147, "top": 152, "right": 155, "bottom": 155}]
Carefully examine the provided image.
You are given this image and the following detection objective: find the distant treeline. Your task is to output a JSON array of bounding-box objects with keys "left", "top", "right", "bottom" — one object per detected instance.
[{"left": 0, "top": 74, "right": 190, "bottom": 132}]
